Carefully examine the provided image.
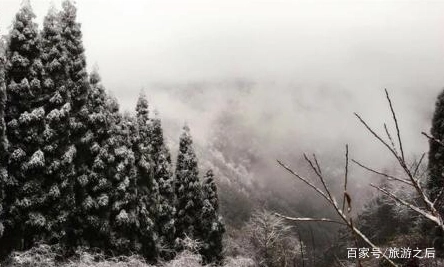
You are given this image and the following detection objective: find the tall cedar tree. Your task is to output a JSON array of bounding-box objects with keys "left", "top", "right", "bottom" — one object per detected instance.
[
  {"left": 174, "top": 125, "right": 203, "bottom": 241},
  {"left": 40, "top": 3, "right": 76, "bottom": 248},
  {"left": 134, "top": 93, "right": 158, "bottom": 260},
  {"left": 428, "top": 88, "right": 444, "bottom": 255},
  {"left": 201, "top": 169, "right": 225, "bottom": 263},
  {"left": 0, "top": 51, "right": 8, "bottom": 241},
  {"left": 151, "top": 113, "right": 176, "bottom": 258},
  {"left": 74, "top": 70, "right": 113, "bottom": 248},
  {"left": 59, "top": 0, "right": 91, "bottom": 248},
  {"left": 429, "top": 88, "right": 444, "bottom": 215},
  {"left": 1, "top": 1, "right": 46, "bottom": 252},
  {"left": 49, "top": 0, "right": 89, "bottom": 247},
  {"left": 110, "top": 112, "right": 155, "bottom": 258}
]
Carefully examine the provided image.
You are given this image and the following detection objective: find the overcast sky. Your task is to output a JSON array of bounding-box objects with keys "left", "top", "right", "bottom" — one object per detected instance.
[{"left": 1, "top": 0, "right": 444, "bottom": 172}]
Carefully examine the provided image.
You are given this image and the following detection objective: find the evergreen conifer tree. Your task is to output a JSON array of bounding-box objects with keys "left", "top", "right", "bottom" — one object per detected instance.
[
  {"left": 133, "top": 93, "right": 158, "bottom": 260},
  {"left": 59, "top": 1, "right": 91, "bottom": 247},
  {"left": 40, "top": 0, "right": 90, "bottom": 248},
  {"left": 59, "top": 0, "right": 89, "bottom": 117},
  {"left": 109, "top": 111, "right": 155, "bottom": 258},
  {"left": 2, "top": 1, "right": 47, "bottom": 251},
  {"left": 0, "top": 51, "right": 7, "bottom": 241},
  {"left": 428, "top": 88, "right": 444, "bottom": 215},
  {"left": 174, "top": 125, "right": 203, "bottom": 241},
  {"left": 150, "top": 113, "right": 175, "bottom": 258},
  {"left": 73, "top": 69, "right": 113, "bottom": 248},
  {"left": 40, "top": 4, "right": 77, "bottom": 248},
  {"left": 134, "top": 93, "right": 152, "bottom": 190},
  {"left": 201, "top": 169, "right": 225, "bottom": 263}
]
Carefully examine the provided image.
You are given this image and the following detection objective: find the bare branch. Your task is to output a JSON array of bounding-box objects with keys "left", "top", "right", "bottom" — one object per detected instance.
[
  {"left": 274, "top": 213, "right": 346, "bottom": 226},
  {"left": 354, "top": 113, "right": 400, "bottom": 161},
  {"left": 277, "top": 159, "right": 399, "bottom": 267},
  {"left": 370, "top": 184, "right": 443, "bottom": 227},
  {"left": 342, "top": 145, "right": 350, "bottom": 213},
  {"left": 412, "top": 153, "right": 425, "bottom": 178},
  {"left": 277, "top": 160, "right": 332, "bottom": 205},
  {"left": 303, "top": 154, "right": 335, "bottom": 203},
  {"left": 422, "top": 131, "right": 444, "bottom": 147},
  {"left": 385, "top": 88, "right": 405, "bottom": 161},
  {"left": 352, "top": 159, "right": 413, "bottom": 186},
  {"left": 313, "top": 154, "right": 322, "bottom": 175},
  {"left": 384, "top": 123, "right": 398, "bottom": 155},
  {"left": 356, "top": 109, "right": 437, "bottom": 221}
]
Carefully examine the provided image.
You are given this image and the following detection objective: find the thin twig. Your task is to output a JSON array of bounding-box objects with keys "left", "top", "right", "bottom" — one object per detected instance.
[
  {"left": 352, "top": 159, "right": 413, "bottom": 186},
  {"left": 354, "top": 113, "right": 400, "bottom": 161},
  {"left": 422, "top": 132, "right": 444, "bottom": 147},
  {"left": 412, "top": 153, "right": 425, "bottom": 178},
  {"left": 384, "top": 123, "right": 398, "bottom": 155},
  {"left": 313, "top": 154, "right": 322, "bottom": 175},
  {"left": 303, "top": 154, "right": 334, "bottom": 203},
  {"left": 370, "top": 184, "right": 442, "bottom": 226},
  {"left": 277, "top": 160, "right": 332, "bottom": 205},
  {"left": 277, "top": 158, "right": 399, "bottom": 267},
  {"left": 385, "top": 88, "right": 405, "bottom": 161},
  {"left": 274, "top": 213, "right": 346, "bottom": 225},
  {"left": 356, "top": 109, "right": 439, "bottom": 224},
  {"left": 342, "top": 145, "right": 349, "bottom": 213}
]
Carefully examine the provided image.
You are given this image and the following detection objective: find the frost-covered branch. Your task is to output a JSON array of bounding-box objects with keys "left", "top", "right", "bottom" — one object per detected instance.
[
  {"left": 355, "top": 90, "right": 444, "bottom": 232},
  {"left": 277, "top": 145, "right": 398, "bottom": 267},
  {"left": 352, "top": 159, "right": 413, "bottom": 186},
  {"left": 273, "top": 213, "right": 346, "bottom": 225},
  {"left": 370, "top": 184, "right": 442, "bottom": 226}
]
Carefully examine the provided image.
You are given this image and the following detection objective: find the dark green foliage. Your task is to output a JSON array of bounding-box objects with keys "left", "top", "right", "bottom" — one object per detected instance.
[
  {"left": 73, "top": 70, "right": 113, "bottom": 249},
  {"left": 357, "top": 183, "right": 417, "bottom": 246},
  {"left": 174, "top": 125, "right": 203, "bottom": 241},
  {"left": 150, "top": 114, "right": 176, "bottom": 259},
  {"left": 1, "top": 1, "right": 47, "bottom": 253},
  {"left": 133, "top": 94, "right": 158, "bottom": 260},
  {"left": 59, "top": 0, "right": 89, "bottom": 116},
  {"left": 0, "top": 50, "right": 8, "bottom": 241},
  {"left": 428, "top": 88, "right": 444, "bottom": 214},
  {"left": 105, "top": 109, "right": 147, "bottom": 256},
  {"left": 134, "top": 93, "right": 152, "bottom": 191},
  {"left": 58, "top": 1, "right": 90, "bottom": 247},
  {"left": 357, "top": 193, "right": 399, "bottom": 244},
  {"left": 201, "top": 170, "right": 225, "bottom": 264},
  {"left": 40, "top": 4, "right": 76, "bottom": 248}
]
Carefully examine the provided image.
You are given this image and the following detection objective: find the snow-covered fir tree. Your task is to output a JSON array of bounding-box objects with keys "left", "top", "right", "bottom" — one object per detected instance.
[
  {"left": 150, "top": 113, "right": 175, "bottom": 259},
  {"left": 109, "top": 111, "right": 156, "bottom": 259},
  {"left": 429, "top": 88, "right": 444, "bottom": 215},
  {"left": 43, "top": 0, "right": 90, "bottom": 248},
  {"left": 200, "top": 169, "right": 225, "bottom": 264},
  {"left": 134, "top": 93, "right": 153, "bottom": 190},
  {"left": 1, "top": 0, "right": 47, "bottom": 252},
  {"left": 174, "top": 125, "right": 203, "bottom": 242},
  {"left": 0, "top": 50, "right": 8, "bottom": 243},
  {"left": 133, "top": 93, "right": 158, "bottom": 260},
  {"left": 72, "top": 69, "right": 113, "bottom": 249},
  {"left": 59, "top": 0, "right": 89, "bottom": 118},
  {"left": 58, "top": 1, "right": 91, "bottom": 245},
  {"left": 40, "top": 3, "right": 77, "bottom": 248}
]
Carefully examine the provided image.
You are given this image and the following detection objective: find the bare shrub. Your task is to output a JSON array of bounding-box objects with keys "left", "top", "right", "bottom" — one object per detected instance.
[{"left": 242, "top": 210, "right": 302, "bottom": 267}]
